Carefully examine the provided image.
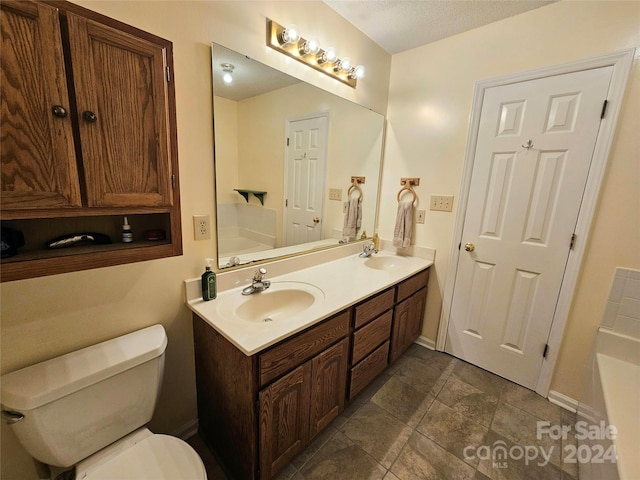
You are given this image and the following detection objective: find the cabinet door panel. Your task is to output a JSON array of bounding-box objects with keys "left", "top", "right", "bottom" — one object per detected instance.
[
  {"left": 259, "top": 363, "right": 311, "bottom": 480},
  {"left": 1, "top": 1, "right": 81, "bottom": 210},
  {"left": 67, "top": 13, "right": 172, "bottom": 207},
  {"left": 390, "top": 287, "right": 427, "bottom": 363},
  {"left": 309, "top": 338, "right": 348, "bottom": 438}
]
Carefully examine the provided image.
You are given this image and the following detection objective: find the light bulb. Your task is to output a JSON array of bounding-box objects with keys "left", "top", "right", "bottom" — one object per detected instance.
[
  {"left": 349, "top": 65, "right": 366, "bottom": 80},
  {"left": 220, "top": 63, "right": 234, "bottom": 85},
  {"left": 299, "top": 38, "right": 320, "bottom": 56},
  {"left": 340, "top": 57, "right": 352, "bottom": 72},
  {"left": 280, "top": 24, "right": 300, "bottom": 45},
  {"left": 317, "top": 47, "right": 337, "bottom": 64}
]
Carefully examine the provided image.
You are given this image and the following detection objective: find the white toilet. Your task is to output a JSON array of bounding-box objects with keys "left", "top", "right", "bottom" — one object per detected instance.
[{"left": 1, "top": 324, "right": 207, "bottom": 480}]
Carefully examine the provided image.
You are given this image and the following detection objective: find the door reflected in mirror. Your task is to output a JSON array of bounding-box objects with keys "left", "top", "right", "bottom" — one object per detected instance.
[{"left": 212, "top": 43, "right": 385, "bottom": 269}]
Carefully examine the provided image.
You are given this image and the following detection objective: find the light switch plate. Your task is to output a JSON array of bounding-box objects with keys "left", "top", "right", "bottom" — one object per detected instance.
[
  {"left": 329, "top": 188, "right": 342, "bottom": 201},
  {"left": 430, "top": 195, "right": 454, "bottom": 212}
]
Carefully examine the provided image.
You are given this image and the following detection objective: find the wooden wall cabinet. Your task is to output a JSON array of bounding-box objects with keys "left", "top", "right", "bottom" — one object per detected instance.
[
  {"left": 193, "top": 267, "right": 430, "bottom": 480},
  {"left": 0, "top": 0, "right": 181, "bottom": 282}
]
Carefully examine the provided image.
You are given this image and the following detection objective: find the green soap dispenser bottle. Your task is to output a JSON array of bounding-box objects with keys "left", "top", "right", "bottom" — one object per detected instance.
[{"left": 201, "top": 261, "right": 216, "bottom": 301}]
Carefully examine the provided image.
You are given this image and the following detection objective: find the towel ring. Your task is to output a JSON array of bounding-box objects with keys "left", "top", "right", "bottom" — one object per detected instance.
[
  {"left": 397, "top": 185, "right": 418, "bottom": 204},
  {"left": 348, "top": 180, "right": 363, "bottom": 200}
]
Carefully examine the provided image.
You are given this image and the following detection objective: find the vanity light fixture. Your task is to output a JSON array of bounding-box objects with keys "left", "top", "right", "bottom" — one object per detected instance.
[
  {"left": 221, "top": 63, "right": 234, "bottom": 84},
  {"left": 267, "top": 19, "right": 365, "bottom": 88}
]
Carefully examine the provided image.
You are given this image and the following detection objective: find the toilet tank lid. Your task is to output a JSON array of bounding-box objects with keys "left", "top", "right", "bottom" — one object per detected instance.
[{"left": 1, "top": 325, "right": 167, "bottom": 411}]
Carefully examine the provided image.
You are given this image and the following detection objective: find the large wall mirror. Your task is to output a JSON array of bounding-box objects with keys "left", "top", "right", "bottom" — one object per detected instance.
[{"left": 212, "top": 43, "right": 385, "bottom": 269}]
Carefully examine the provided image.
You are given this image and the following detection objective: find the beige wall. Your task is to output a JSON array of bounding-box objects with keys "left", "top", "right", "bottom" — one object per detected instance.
[
  {"left": 380, "top": 0, "right": 639, "bottom": 399},
  {"left": 0, "top": 2, "right": 390, "bottom": 479}
]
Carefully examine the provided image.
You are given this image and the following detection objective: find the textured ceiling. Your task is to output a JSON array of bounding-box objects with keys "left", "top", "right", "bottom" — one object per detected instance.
[{"left": 324, "top": 0, "right": 556, "bottom": 54}]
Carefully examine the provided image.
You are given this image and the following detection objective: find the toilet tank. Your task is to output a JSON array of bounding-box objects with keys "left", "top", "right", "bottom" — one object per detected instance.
[{"left": 0, "top": 324, "right": 167, "bottom": 467}]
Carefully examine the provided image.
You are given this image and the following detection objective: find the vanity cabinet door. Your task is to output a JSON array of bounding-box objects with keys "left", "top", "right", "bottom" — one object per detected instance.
[
  {"left": 259, "top": 363, "right": 311, "bottom": 480},
  {"left": 390, "top": 287, "right": 427, "bottom": 363},
  {"left": 309, "top": 338, "right": 348, "bottom": 439},
  {"left": 0, "top": 1, "right": 81, "bottom": 210},
  {"left": 66, "top": 12, "right": 174, "bottom": 208}
]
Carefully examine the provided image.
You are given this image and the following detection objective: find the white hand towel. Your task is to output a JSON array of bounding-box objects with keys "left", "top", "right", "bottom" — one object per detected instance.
[
  {"left": 392, "top": 201, "right": 413, "bottom": 248},
  {"left": 343, "top": 197, "right": 362, "bottom": 238}
]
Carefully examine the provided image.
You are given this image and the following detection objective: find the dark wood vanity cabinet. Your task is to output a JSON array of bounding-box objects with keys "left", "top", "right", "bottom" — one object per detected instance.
[
  {"left": 0, "top": 0, "right": 181, "bottom": 281},
  {"left": 192, "top": 267, "right": 429, "bottom": 480},
  {"left": 259, "top": 338, "right": 349, "bottom": 479}
]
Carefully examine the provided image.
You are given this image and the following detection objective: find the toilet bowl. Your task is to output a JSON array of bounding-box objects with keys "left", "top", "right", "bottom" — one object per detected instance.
[{"left": 1, "top": 325, "right": 207, "bottom": 480}]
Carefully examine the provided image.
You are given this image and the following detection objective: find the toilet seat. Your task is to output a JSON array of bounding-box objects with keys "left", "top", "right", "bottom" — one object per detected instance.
[{"left": 78, "top": 434, "right": 207, "bottom": 480}]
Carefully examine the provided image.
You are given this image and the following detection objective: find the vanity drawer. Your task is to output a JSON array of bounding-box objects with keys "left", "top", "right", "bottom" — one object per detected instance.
[
  {"left": 352, "top": 310, "right": 392, "bottom": 365},
  {"left": 397, "top": 269, "right": 430, "bottom": 303},
  {"left": 349, "top": 340, "right": 389, "bottom": 399},
  {"left": 259, "top": 310, "right": 350, "bottom": 387},
  {"left": 354, "top": 288, "right": 394, "bottom": 329}
]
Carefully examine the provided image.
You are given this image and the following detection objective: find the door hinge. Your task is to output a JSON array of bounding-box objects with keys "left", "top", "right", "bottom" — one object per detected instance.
[
  {"left": 286, "top": 137, "right": 290, "bottom": 146},
  {"left": 285, "top": 198, "right": 288, "bottom": 207},
  {"left": 569, "top": 233, "right": 577, "bottom": 250},
  {"left": 543, "top": 343, "right": 549, "bottom": 358},
  {"left": 166, "top": 66, "right": 171, "bottom": 83},
  {"left": 171, "top": 174, "right": 176, "bottom": 188},
  {"left": 600, "top": 99, "right": 608, "bottom": 119}
]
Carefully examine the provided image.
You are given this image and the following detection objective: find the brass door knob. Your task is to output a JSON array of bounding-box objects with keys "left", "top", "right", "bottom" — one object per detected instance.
[
  {"left": 313, "top": 217, "right": 320, "bottom": 223},
  {"left": 464, "top": 243, "right": 475, "bottom": 252}
]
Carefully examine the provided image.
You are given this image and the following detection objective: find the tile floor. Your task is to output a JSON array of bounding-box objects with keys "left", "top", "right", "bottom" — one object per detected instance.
[{"left": 188, "top": 345, "right": 579, "bottom": 480}]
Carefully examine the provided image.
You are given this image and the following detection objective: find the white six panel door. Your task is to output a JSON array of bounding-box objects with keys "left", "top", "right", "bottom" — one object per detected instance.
[
  {"left": 285, "top": 116, "right": 327, "bottom": 246},
  {"left": 446, "top": 66, "right": 613, "bottom": 389}
]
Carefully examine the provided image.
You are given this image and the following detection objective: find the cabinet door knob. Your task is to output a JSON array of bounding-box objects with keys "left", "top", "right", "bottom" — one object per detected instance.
[
  {"left": 83, "top": 111, "right": 98, "bottom": 123},
  {"left": 51, "top": 105, "right": 68, "bottom": 118}
]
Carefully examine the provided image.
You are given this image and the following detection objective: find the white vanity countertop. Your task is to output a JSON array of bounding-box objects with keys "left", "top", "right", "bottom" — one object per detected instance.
[{"left": 185, "top": 250, "right": 433, "bottom": 356}]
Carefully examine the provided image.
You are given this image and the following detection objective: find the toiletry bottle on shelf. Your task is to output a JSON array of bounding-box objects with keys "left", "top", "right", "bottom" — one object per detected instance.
[
  {"left": 201, "top": 261, "right": 216, "bottom": 301},
  {"left": 373, "top": 233, "right": 380, "bottom": 250},
  {"left": 122, "top": 217, "right": 133, "bottom": 243},
  {"left": 361, "top": 230, "right": 367, "bottom": 239}
]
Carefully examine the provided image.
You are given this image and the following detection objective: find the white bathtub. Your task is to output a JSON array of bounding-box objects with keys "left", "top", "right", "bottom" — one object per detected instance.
[
  {"left": 577, "top": 328, "right": 640, "bottom": 480},
  {"left": 218, "top": 235, "right": 273, "bottom": 257}
]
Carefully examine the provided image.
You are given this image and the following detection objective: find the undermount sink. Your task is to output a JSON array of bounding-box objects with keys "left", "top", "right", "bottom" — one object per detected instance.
[
  {"left": 217, "top": 281, "right": 325, "bottom": 323},
  {"left": 356, "top": 254, "right": 410, "bottom": 271}
]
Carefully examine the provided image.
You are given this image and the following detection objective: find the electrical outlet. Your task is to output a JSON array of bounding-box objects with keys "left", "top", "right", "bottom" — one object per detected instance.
[
  {"left": 416, "top": 210, "right": 426, "bottom": 223},
  {"left": 430, "top": 195, "right": 454, "bottom": 212},
  {"left": 193, "top": 214, "right": 210, "bottom": 240},
  {"left": 329, "top": 188, "right": 342, "bottom": 201}
]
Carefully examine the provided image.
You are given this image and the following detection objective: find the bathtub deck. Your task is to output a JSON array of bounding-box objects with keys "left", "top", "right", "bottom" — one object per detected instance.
[{"left": 596, "top": 352, "right": 640, "bottom": 480}]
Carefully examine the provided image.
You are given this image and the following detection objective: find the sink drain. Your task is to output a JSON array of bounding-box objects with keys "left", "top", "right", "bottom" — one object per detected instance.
[{"left": 263, "top": 317, "right": 273, "bottom": 322}]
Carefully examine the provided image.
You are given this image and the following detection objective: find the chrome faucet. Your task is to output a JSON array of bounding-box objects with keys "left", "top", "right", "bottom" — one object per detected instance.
[
  {"left": 359, "top": 242, "right": 378, "bottom": 258},
  {"left": 242, "top": 268, "right": 271, "bottom": 295}
]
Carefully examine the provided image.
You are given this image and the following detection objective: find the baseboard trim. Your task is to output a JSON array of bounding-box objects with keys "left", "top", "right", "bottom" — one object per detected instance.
[
  {"left": 171, "top": 418, "right": 199, "bottom": 440},
  {"left": 415, "top": 336, "right": 436, "bottom": 350},
  {"left": 548, "top": 390, "right": 578, "bottom": 413}
]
